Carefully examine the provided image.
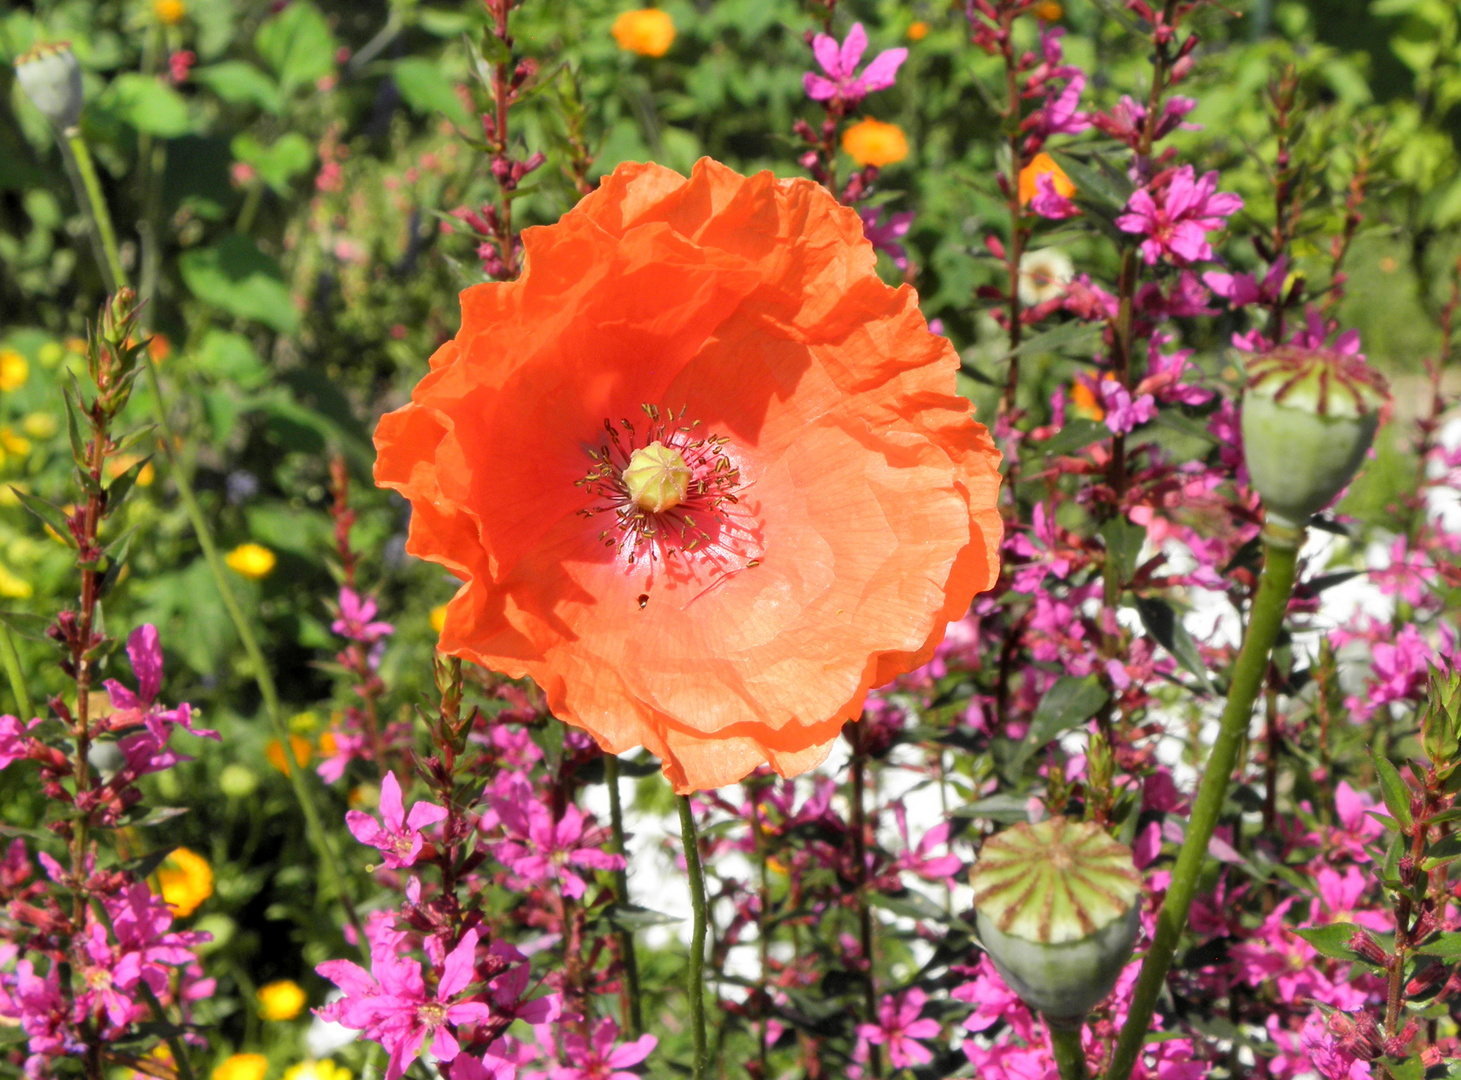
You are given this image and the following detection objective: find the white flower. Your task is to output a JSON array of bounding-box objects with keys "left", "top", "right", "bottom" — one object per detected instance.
[{"left": 1017, "top": 247, "right": 1074, "bottom": 307}]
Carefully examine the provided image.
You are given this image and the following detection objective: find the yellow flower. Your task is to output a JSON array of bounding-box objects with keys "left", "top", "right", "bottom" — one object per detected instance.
[
  {"left": 907, "top": 21, "right": 930, "bottom": 41},
  {"left": 154, "top": 0, "right": 187, "bottom": 26},
  {"left": 611, "top": 8, "right": 675, "bottom": 57},
  {"left": 257, "top": 979, "right": 307, "bottom": 1021},
  {"left": 841, "top": 118, "right": 909, "bottom": 168},
  {"left": 284, "top": 1062, "right": 352, "bottom": 1080},
  {"left": 0, "top": 349, "right": 28, "bottom": 392},
  {"left": 1034, "top": 0, "right": 1064, "bottom": 20},
  {"left": 0, "top": 429, "right": 30, "bottom": 459},
  {"left": 430, "top": 604, "right": 448, "bottom": 633},
  {"left": 0, "top": 562, "right": 32, "bottom": 600},
  {"left": 22, "top": 413, "right": 57, "bottom": 439},
  {"left": 156, "top": 847, "right": 213, "bottom": 917},
  {"left": 225, "top": 542, "right": 276, "bottom": 579},
  {"left": 212, "top": 1055, "right": 267, "bottom": 1080},
  {"left": 266, "top": 735, "right": 312, "bottom": 774}
]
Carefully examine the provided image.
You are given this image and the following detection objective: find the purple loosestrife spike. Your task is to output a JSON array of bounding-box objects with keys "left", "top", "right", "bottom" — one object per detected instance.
[
  {"left": 969, "top": 816, "right": 1142, "bottom": 1020},
  {"left": 1241, "top": 340, "right": 1390, "bottom": 542}
]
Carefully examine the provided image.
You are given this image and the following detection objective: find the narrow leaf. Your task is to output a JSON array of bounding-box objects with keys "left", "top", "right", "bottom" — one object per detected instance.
[
  {"left": 1134, "top": 595, "right": 1213, "bottom": 690},
  {"left": 13, "top": 489, "right": 76, "bottom": 547},
  {"left": 1294, "top": 922, "right": 1370, "bottom": 963},
  {"left": 1011, "top": 675, "right": 1108, "bottom": 773},
  {"left": 1370, "top": 751, "right": 1414, "bottom": 829}
]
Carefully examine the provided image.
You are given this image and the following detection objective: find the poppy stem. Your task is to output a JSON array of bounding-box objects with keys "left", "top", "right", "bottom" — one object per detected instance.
[
  {"left": 606, "top": 754, "right": 644, "bottom": 1036},
  {"left": 677, "top": 794, "right": 710, "bottom": 1080},
  {"left": 1104, "top": 529, "right": 1300, "bottom": 1080},
  {"left": 1048, "top": 1017, "right": 1089, "bottom": 1080}
]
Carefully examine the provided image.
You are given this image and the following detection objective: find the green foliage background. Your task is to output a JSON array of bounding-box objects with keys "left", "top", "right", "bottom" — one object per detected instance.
[{"left": 2, "top": 0, "right": 1461, "bottom": 1070}]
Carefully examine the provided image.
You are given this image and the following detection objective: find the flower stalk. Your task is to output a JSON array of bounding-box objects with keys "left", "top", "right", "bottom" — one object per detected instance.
[
  {"left": 1050, "top": 1019, "right": 1089, "bottom": 1080},
  {"left": 1104, "top": 531, "right": 1301, "bottom": 1080},
  {"left": 605, "top": 753, "right": 644, "bottom": 1036},
  {"left": 678, "top": 794, "right": 710, "bottom": 1080}
]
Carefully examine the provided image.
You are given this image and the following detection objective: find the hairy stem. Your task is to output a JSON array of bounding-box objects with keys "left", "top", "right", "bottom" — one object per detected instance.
[
  {"left": 1104, "top": 529, "right": 1301, "bottom": 1080},
  {"left": 1049, "top": 1018, "right": 1090, "bottom": 1080},
  {"left": 678, "top": 794, "right": 709, "bottom": 1080}
]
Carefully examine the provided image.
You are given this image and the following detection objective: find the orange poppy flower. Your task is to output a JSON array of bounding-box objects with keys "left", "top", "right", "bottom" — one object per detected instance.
[{"left": 375, "top": 158, "right": 1003, "bottom": 792}]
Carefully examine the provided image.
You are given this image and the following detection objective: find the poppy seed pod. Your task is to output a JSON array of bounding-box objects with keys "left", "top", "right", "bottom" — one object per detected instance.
[
  {"left": 970, "top": 817, "right": 1142, "bottom": 1020},
  {"left": 1241, "top": 343, "right": 1390, "bottom": 540},
  {"left": 14, "top": 42, "right": 84, "bottom": 130}
]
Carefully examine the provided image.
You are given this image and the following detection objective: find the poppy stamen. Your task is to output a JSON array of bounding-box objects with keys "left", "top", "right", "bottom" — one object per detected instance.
[{"left": 578, "top": 404, "right": 759, "bottom": 577}]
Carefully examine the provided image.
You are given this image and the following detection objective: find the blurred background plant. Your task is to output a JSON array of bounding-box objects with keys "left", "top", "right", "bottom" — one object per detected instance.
[{"left": 2, "top": 0, "right": 1461, "bottom": 1077}]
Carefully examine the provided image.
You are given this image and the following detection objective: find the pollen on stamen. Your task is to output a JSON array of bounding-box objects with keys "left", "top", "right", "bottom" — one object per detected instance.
[{"left": 577, "top": 403, "right": 762, "bottom": 583}]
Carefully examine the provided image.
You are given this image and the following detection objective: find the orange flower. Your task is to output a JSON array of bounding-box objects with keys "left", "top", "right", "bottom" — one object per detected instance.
[
  {"left": 1034, "top": 0, "right": 1063, "bottom": 20},
  {"left": 907, "top": 21, "right": 930, "bottom": 41},
  {"left": 1018, "top": 151, "right": 1075, "bottom": 207},
  {"left": 842, "top": 118, "right": 910, "bottom": 168},
  {"left": 612, "top": 9, "right": 675, "bottom": 57},
  {"left": 375, "top": 159, "right": 1002, "bottom": 792}
]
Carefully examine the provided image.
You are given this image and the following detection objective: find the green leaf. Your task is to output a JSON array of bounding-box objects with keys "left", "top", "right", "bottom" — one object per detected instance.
[
  {"left": 179, "top": 235, "right": 299, "bottom": 334},
  {"left": 105, "top": 458, "right": 151, "bottom": 512},
  {"left": 123, "top": 846, "right": 177, "bottom": 880},
  {"left": 1100, "top": 518, "right": 1146, "bottom": 588},
  {"left": 1134, "top": 595, "right": 1213, "bottom": 691},
  {"left": 1294, "top": 922, "right": 1369, "bottom": 963},
  {"left": 1370, "top": 751, "right": 1414, "bottom": 830},
  {"left": 193, "top": 329, "right": 269, "bottom": 390},
  {"left": 254, "top": 1, "right": 336, "bottom": 93},
  {"left": 995, "top": 320, "right": 1103, "bottom": 364},
  {"left": 13, "top": 488, "right": 74, "bottom": 547},
  {"left": 418, "top": 8, "right": 477, "bottom": 36},
  {"left": 192, "top": 61, "right": 283, "bottom": 113},
  {"left": 230, "top": 132, "right": 314, "bottom": 194},
  {"left": 1039, "top": 418, "right": 1107, "bottom": 459},
  {"left": 1011, "top": 675, "right": 1108, "bottom": 773},
  {"left": 393, "top": 57, "right": 471, "bottom": 128},
  {"left": 1417, "top": 930, "right": 1461, "bottom": 959},
  {"left": 951, "top": 793, "right": 1030, "bottom": 822},
  {"left": 0, "top": 609, "right": 53, "bottom": 641},
  {"left": 1049, "top": 149, "right": 1135, "bottom": 215},
  {"left": 99, "top": 73, "right": 192, "bottom": 137},
  {"left": 603, "top": 903, "right": 680, "bottom": 931}
]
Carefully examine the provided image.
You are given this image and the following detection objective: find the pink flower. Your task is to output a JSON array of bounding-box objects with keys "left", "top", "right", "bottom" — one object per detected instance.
[
  {"left": 1092, "top": 94, "right": 1197, "bottom": 149},
  {"left": 803, "top": 23, "right": 906, "bottom": 103},
  {"left": 1204, "top": 256, "right": 1288, "bottom": 309},
  {"left": 1137, "top": 334, "right": 1213, "bottom": 406},
  {"left": 104, "top": 624, "right": 215, "bottom": 743},
  {"left": 890, "top": 805, "right": 963, "bottom": 883},
  {"left": 1116, "top": 166, "right": 1243, "bottom": 265},
  {"left": 857, "top": 987, "right": 941, "bottom": 1068},
  {"left": 346, "top": 771, "right": 448, "bottom": 869},
  {"left": 0, "top": 714, "right": 32, "bottom": 770},
  {"left": 491, "top": 799, "right": 624, "bottom": 901},
  {"left": 1030, "top": 172, "right": 1080, "bottom": 219},
  {"left": 318, "top": 930, "right": 491, "bottom": 1080},
  {"left": 1091, "top": 377, "right": 1157, "bottom": 435},
  {"left": 859, "top": 206, "right": 914, "bottom": 271},
  {"left": 548, "top": 1018, "right": 656, "bottom": 1080},
  {"left": 332, "top": 588, "right": 395, "bottom": 644}
]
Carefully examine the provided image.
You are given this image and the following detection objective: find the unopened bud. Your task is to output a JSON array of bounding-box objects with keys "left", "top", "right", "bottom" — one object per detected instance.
[
  {"left": 969, "top": 816, "right": 1142, "bottom": 1019},
  {"left": 14, "top": 42, "right": 84, "bottom": 129},
  {"left": 1241, "top": 342, "right": 1390, "bottom": 543}
]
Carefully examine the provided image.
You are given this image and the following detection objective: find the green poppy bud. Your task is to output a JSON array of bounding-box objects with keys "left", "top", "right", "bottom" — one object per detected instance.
[
  {"left": 970, "top": 816, "right": 1142, "bottom": 1020},
  {"left": 1241, "top": 343, "right": 1390, "bottom": 543},
  {"left": 14, "top": 42, "right": 84, "bottom": 130}
]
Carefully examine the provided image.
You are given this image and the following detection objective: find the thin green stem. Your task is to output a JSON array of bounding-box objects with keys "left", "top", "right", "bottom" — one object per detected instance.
[
  {"left": 677, "top": 794, "right": 709, "bottom": 1080},
  {"left": 139, "top": 354, "right": 365, "bottom": 949},
  {"left": 605, "top": 754, "right": 643, "bottom": 1036},
  {"left": 0, "top": 622, "right": 33, "bottom": 721},
  {"left": 64, "top": 131, "right": 127, "bottom": 292},
  {"left": 1104, "top": 529, "right": 1301, "bottom": 1080},
  {"left": 1049, "top": 1019, "right": 1089, "bottom": 1080}
]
